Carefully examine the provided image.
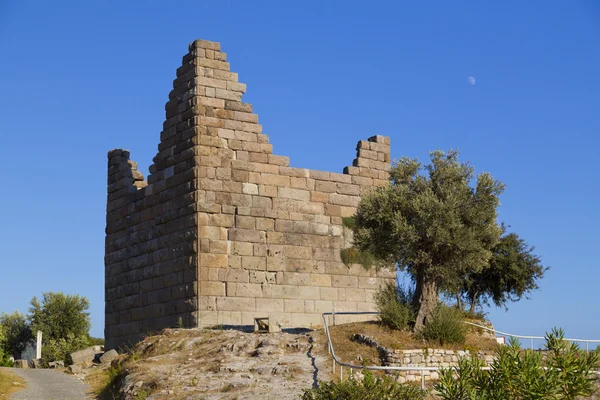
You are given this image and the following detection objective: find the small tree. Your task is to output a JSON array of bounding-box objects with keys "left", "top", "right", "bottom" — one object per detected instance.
[
  {"left": 0, "top": 311, "right": 31, "bottom": 358},
  {"left": 28, "top": 292, "right": 91, "bottom": 361},
  {"left": 354, "top": 150, "right": 504, "bottom": 330},
  {"left": 459, "top": 228, "right": 547, "bottom": 313}
]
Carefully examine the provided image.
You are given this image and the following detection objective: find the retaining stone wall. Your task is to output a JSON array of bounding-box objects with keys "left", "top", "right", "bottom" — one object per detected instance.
[
  {"left": 352, "top": 334, "right": 495, "bottom": 382},
  {"left": 105, "top": 39, "right": 395, "bottom": 350}
]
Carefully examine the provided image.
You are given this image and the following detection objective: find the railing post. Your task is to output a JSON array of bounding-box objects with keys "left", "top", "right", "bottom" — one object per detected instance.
[
  {"left": 340, "top": 365, "right": 343, "bottom": 381},
  {"left": 530, "top": 337, "right": 533, "bottom": 350},
  {"left": 332, "top": 358, "right": 335, "bottom": 374},
  {"left": 421, "top": 370, "right": 425, "bottom": 390},
  {"left": 586, "top": 341, "right": 589, "bottom": 353}
]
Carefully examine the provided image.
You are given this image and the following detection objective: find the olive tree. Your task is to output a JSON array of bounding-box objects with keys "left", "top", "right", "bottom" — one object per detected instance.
[
  {"left": 460, "top": 228, "right": 547, "bottom": 313},
  {"left": 29, "top": 292, "right": 91, "bottom": 361},
  {"left": 353, "top": 150, "right": 504, "bottom": 330}
]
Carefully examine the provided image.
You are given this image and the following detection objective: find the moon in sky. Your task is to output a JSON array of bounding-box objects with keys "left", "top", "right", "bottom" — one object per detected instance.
[{"left": 467, "top": 76, "right": 476, "bottom": 86}]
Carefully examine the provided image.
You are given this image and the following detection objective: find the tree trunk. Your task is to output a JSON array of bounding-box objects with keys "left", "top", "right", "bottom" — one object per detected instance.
[
  {"left": 469, "top": 292, "right": 478, "bottom": 313},
  {"left": 456, "top": 293, "right": 462, "bottom": 312},
  {"left": 413, "top": 267, "right": 439, "bottom": 332}
]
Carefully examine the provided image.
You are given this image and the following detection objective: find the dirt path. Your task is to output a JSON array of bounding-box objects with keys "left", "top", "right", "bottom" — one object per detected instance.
[{"left": 3, "top": 368, "right": 88, "bottom": 400}]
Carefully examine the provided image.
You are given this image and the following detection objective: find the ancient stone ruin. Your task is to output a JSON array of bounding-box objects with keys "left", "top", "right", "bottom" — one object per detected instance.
[{"left": 105, "top": 39, "right": 395, "bottom": 349}]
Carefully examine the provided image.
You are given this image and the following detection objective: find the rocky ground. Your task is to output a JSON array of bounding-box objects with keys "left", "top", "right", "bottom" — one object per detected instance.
[
  {"left": 79, "top": 324, "right": 600, "bottom": 400},
  {"left": 86, "top": 327, "right": 333, "bottom": 400}
]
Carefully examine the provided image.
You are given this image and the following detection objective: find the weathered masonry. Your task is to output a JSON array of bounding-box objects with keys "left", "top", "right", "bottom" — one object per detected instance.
[{"left": 105, "top": 39, "right": 395, "bottom": 349}]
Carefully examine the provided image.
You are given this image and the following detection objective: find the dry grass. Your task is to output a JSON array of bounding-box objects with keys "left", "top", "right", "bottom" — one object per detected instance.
[
  {"left": 323, "top": 321, "right": 498, "bottom": 366},
  {"left": 0, "top": 369, "right": 25, "bottom": 399}
]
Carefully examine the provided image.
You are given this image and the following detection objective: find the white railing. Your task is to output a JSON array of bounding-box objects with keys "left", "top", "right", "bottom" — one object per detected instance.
[
  {"left": 321, "top": 311, "right": 600, "bottom": 390},
  {"left": 463, "top": 321, "right": 600, "bottom": 353}
]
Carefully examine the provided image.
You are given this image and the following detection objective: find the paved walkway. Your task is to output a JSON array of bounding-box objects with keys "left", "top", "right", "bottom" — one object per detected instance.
[{"left": 1, "top": 368, "right": 88, "bottom": 400}]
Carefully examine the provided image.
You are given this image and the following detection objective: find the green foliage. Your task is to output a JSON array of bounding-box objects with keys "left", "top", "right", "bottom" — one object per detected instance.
[
  {"left": 374, "top": 283, "right": 414, "bottom": 331},
  {"left": 0, "top": 325, "right": 14, "bottom": 367},
  {"left": 435, "top": 328, "right": 598, "bottom": 400},
  {"left": 301, "top": 370, "right": 426, "bottom": 400},
  {"left": 87, "top": 336, "right": 105, "bottom": 346},
  {"left": 29, "top": 292, "right": 92, "bottom": 362},
  {"left": 0, "top": 311, "right": 31, "bottom": 357},
  {"left": 29, "top": 292, "right": 91, "bottom": 341},
  {"left": 44, "top": 332, "right": 90, "bottom": 364},
  {"left": 353, "top": 150, "right": 505, "bottom": 329},
  {"left": 340, "top": 247, "right": 375, "bottom": 269},
  {"left": 341, "top": 216, "right": 356, "bottom": 229},
  {"left": 460, "top": 227, "right": 548, "bottom": 312},
  {"left": 421, "top": 304, "right": 466, "bottom": 346}
]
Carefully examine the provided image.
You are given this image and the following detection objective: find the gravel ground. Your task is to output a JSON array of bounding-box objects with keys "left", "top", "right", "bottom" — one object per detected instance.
[{"left": 2, "top": 368, "right": 88, "bottom": 400}]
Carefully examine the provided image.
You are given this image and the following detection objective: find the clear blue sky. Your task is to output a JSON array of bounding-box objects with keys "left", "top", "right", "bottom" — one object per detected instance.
[{"left": 0, "top": 1, "right": 598, "bottom": 340}]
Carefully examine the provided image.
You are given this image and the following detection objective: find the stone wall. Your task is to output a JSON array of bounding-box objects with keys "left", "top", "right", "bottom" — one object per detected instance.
[
  {"left": 387, "top": 348, "right": 495, "bottom": 382},
  {"left": 353, "top": 334, "right": 495, "bottom": 382},
  {"left": 105, "top": 39, "right": 395, "bottom": 350}
]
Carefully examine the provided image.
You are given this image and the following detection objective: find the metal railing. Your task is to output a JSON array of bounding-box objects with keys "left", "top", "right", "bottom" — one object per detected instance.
[
  {"left": 463, "top": 321, "right": 600, "bottom": 353},
  {"left": 322, "top": 311, "right": 600, "bottom": 390}
]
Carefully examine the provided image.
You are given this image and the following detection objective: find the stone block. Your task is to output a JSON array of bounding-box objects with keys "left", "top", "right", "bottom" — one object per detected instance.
[
  {"left": 220, "top": 269, "right": 249, "bottom": 283},
  {"left": 320, "top": 287, "right": 338, "bottom": 301},
  {"left": 332, "top": 275, "right": 358, "bottom": 288},
  {"left": 216, "top": 297, "right": 255, "bottom": 311},
  {"left": 310, "top": 274, "right": 332, "bottom": 287},
  {"left": 291, "top": 313, "right": 322, "bottom": 328},
  {"left": 229, "top": 228, "right": 264, "bottom": 243},
  {"left": 358, "top": 276, "right": 382, "bottom": 289},
  {"left": 299, "top": 286, "right": 321, "bottom": 300},
  {"left": 99, "top": 349, "right": 119, "bottom": 364},
  {"left": 314, "top": 300, "right": 334, "bottom": 313},
  {"left": 227, "top": 282, "right": 263, "bottom": 298},
  {"left": 70, "top": 346, "right": 100, "bottom": 365},
  {"left": 200, "top": 281, "right": 225, "bottom": 296},
  {"left": 263, "top": 284, "right": 299, "bottom": 299},
  {"left": 256, "top": 298, "right": 284, "bottom": 312},
  {"left": 242, "top": 182, "right": 258, "bottom": 195},
  {"left": 284, "top": 299, "right": 304, "bottom": 313},
  {"left": 242, "top": 256, "right": 266, "bottom": 270}
]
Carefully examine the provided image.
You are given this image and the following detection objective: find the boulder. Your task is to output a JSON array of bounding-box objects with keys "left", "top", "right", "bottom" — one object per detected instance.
[
  {"left": 68, "top": 364, "right": 83, "bottom": 374},
  {"left": 48, "top": 361, "right": 65, "bottom": 369},
  {"left": 32, "top": 358, "right": 44, "bottom": 369},
  {"left": 70, "top": 346, "right": 102, "bottom": 364},
  {"left": 99, "top": 349, "right": 119, "bottom": 364}
]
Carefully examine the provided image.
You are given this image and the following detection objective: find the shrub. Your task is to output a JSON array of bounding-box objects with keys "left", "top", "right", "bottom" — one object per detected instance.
[
  {"left": 44, "top": 332, "right": 90, "bottom": 364},
  {"left": 0, "top": 325, "right": 13, "bottom": 367},
  {"left": 301, "top": 370, "right": 425, "bottom": 400},
  {"left": 340, "top": 247, "right": 376, "bottom": 269},
  {"left": 0, "top": 311, "right": 31, "bottom": 358},
  {"left": 374, "top": 283, "right": 414, "bottom": 331},
  {"left": 435, "top": 328, "right": 598, "bottom": 399},
  {"left": 421, "top": 304, "right": 466, "bottom": 345}
]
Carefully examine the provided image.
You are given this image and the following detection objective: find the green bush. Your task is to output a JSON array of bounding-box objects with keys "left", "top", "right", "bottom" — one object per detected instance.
[
  {"left": 374, "top": 283, "right": 414, "bottom": 331},
  {"left": 0, "top": 325, "right": 13, "bottom": 367},
  {"left": 0, "top": 311, "right": 31, "bottom": 358},
  {"left": 301, "top": 370, "right": 425, "bottom": 400},
  {"left": 421, "top": 304, "right": 466, "bottom": 345},
  {"left": 435, "top": 328, "right": 598, "bottom": 399},
  {"left": 44, "top": 332, "right": 90, "bottom": 364},
  {"left": 340, "top": 247, "right": 376, "bottom": 269}
]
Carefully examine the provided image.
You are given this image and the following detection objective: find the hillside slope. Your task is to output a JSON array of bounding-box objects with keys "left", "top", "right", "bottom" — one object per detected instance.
[{"left": 91, "top": 328, "right": 333, "bottom": 400}]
